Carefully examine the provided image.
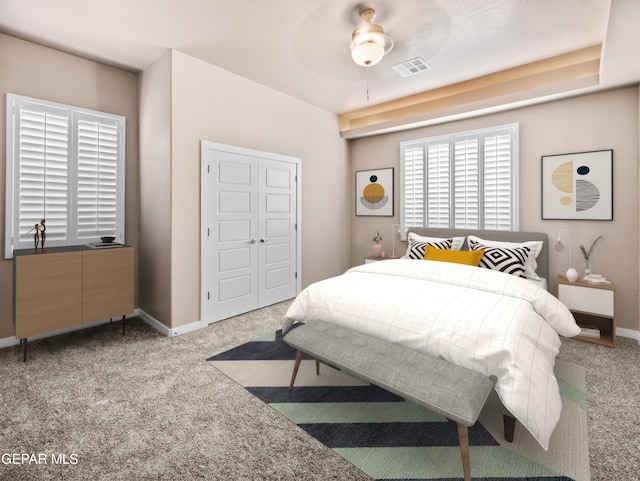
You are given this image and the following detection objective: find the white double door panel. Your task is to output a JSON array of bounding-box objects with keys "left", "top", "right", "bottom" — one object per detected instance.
[{"left": 201, "top": 142, "right": 298, "bottom": 323}]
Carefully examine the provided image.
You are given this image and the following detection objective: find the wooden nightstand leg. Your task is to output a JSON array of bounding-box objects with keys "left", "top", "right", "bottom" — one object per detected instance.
[{"left": 122, "top": 315, "right": 126, "bottom": 335}]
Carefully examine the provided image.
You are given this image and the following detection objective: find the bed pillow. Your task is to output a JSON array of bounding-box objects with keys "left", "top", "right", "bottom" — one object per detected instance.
[
  {"left": 407, "top": 238, "right": 452, "bottom": 259},
  {"left": 424, "top": 245, "right": 485, "bottom": 266},
  {"left": 403, "top": 232, "right": 465, "bottom": 259},
  {"left": 468, "top": 238, "right": 531, "bottom": 278},
  {"left": 467, "top": 235, "right": 543, "bottom": 280}
]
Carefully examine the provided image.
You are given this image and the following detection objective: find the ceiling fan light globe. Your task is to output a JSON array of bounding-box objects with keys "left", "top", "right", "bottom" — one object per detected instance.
[
  {"left": 350, "top": 14, "right": 392, "bottom": 67},
  {"left": 351, "top": 39, "right": 385, "bottom": 66}
]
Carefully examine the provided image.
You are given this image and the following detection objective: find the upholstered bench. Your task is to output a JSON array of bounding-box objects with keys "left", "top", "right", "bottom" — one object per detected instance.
[{"left": 283, "top": 320, "right": 496, "bottom": 481}]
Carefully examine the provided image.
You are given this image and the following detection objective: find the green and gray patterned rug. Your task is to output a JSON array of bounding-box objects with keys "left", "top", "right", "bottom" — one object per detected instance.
[{"left": 209, "top": 330, "right": 589, "bottom": 481}]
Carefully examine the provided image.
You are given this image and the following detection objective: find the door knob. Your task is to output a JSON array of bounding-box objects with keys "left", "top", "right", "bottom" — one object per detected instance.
[
  {"left": 260, "top": 238, "right": 267, "bottom": 243},
  {"left": 249, "top": 238, "right": 257, "bottom": 244}
]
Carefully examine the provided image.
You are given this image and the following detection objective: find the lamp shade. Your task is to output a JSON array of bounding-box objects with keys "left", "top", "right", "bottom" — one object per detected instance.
[{"left": 351, "top": 39, "right": 385, "bottom": 66}]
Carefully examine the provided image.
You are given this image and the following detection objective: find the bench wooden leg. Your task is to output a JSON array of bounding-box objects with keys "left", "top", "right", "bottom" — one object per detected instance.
[
  {"left": 288, "top": 350, "right": 303, "bottom": 393},
  {"left": 503, "top": 414, "right": 516, "bottom": 442},
  {"left": 315, "top": 358, "right": 320, "bottom": 375},
  {"left": 456, "top": 423, "right": 472, "bottom": 481}
]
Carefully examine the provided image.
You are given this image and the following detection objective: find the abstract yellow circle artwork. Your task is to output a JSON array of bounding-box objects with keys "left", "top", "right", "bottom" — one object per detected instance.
[{"left": 356, "top": 168, "right": 393, "bottom": 216}]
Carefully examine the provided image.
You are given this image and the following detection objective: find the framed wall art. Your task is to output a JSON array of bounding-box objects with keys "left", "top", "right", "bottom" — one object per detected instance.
[
  {"left": 541, "top": 149, "right": 613, "bottom": 220},
  {"left": 356, "top": 168, "right": 393, "bottom": 216}
]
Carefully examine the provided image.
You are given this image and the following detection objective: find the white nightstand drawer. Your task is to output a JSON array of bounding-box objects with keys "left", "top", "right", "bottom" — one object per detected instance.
[{"left": 558, "top": 284, "right": 614, "bottom": 317}]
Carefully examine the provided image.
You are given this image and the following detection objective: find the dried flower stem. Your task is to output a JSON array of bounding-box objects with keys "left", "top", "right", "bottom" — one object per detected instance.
[{"left": 579, "top": 235, "right": 603, "bottom": 261}]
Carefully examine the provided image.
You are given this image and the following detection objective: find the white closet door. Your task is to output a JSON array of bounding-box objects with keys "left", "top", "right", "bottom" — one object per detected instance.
[
  {"left": 258, "top": 158, "right": 297, "bottom": 307},
  {"left": 204, "top": 150, "right": 259, "bottom": 322},
  {"left": 201, "top": 141, "right": 300, "bottom": 324}
]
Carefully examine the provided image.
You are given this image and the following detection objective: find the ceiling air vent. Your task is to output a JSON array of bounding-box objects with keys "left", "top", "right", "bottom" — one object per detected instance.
[{"left": 392, "top": 57, "right": 431, "bottom": 77}]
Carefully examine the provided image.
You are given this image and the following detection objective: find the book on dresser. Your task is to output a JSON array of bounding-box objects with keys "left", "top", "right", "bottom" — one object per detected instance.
[{"left": 579, "top": 324, "right": 601, "bottom": 338}]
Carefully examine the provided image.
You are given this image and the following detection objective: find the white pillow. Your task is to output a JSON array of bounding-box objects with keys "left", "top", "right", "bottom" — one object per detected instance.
[
  {"left": 466, "top": 235, "right": 543, "bottom": 280},
  {"left": 402, "top": 232, "right": 465, "bottom": 258}
]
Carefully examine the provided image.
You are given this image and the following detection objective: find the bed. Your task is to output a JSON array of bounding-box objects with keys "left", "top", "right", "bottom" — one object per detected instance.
[{"left": 284, "top": 228, "right": 580, "bottom": 450}]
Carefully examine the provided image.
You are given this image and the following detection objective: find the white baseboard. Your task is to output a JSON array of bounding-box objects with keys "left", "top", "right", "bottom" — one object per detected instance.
[
  {"left": 0, "top": 336, "right": 20, "bottom": 349},
  {"left": 0, "top": 315, "right": 136, "bottom": 349},
  {"left": 617, "top": 327, "right": 640, "bottom": 344},
  {"left": 135, "top": 308, "right": 208, "bottom": 337},
  {"left": 0, "top": 310, "right": 206, "bottom": 347},
  {"left": 3, "top": 313, "right": 638, "bottom": 346}
]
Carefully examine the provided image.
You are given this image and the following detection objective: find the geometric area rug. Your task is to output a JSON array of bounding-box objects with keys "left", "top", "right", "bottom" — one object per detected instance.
[{"left": 208, "top": 330, "right": 589, "bottom": 481}]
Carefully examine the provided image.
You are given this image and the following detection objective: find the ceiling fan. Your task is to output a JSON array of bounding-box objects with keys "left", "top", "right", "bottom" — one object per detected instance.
[{"left": 350, "top": 7, "right": 394, "bottom": 67}]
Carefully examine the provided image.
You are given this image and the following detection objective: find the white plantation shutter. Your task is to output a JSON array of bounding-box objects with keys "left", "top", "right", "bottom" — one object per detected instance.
[
  {"left": 5, "top": 94, "right": 125, "bottom": 258},
  {"left": 483, "top": 129, "right": 515, "bottom": 230},
  {"left": 400, "top": 124, "right": 518, "bottom": 236},
  {"left": 401, "top": 142, "right": 425, "bottom": 229},
  {"left": 17, "top": 101, "right": 69, "bottom": 245},
  {"left": 453, "top": 136, "right": 479, "bottom": 229},
  {"left": 76, "top": 114, "right": 120, "bottom": 239},
  {"left": 426, "top": 141, "right": 450, "bottom": 228}
]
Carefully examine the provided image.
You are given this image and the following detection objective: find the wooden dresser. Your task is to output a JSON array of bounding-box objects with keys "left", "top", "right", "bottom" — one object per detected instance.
[{"left": 13, "top": 245, "right": 135, "bottom": 361}]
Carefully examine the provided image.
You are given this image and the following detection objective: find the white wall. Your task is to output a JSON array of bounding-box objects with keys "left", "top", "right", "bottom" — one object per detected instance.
[
  {"left": 349, "top": 87, "right": 640, "bottom": 332},
  {"left": 140, "top": 50, "right": 350, "bottom": 328}
]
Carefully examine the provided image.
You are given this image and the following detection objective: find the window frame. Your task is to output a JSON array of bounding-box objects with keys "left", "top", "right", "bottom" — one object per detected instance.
[
  {"left": 5, "top": 93, "right": 126, "bottom": 258},
  {"left": 399, "top": 123, "right": 519, "bottom": 239}
]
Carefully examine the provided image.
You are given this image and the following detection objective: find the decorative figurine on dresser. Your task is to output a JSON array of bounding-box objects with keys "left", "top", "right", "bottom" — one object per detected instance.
[{"left": 26, "top": 218, "right": 47, "bottom": 253}]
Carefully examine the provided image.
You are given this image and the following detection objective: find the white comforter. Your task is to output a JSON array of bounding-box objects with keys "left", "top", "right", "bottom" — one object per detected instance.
[{"left": 285, "top": 259, "right": 580, "bottom": 450}]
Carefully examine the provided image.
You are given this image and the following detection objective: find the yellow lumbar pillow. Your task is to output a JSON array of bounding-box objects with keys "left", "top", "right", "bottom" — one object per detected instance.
[{"left": 424, "top": 245, "right": 485, "bottom": 266}]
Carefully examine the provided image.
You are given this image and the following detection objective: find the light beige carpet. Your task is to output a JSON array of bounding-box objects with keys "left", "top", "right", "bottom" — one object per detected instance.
[{"left": 0, "top": 300, "right": 638, "bottom": 480}]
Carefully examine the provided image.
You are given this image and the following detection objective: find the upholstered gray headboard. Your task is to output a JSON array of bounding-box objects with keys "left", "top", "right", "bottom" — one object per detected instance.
[{"left": 406, "top": 228, "right": 549, "bottom": 283}]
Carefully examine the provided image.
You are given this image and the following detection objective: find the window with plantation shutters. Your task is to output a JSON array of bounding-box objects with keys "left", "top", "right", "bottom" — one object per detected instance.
[
  {"left": 76, "top": 114, "right": 121, "bottom": 240},
  {"left": 5, "top": 94, "right": 125, "bottom": 258},
  {"left": 400, "top": 124, "right": 518, "bottom": 238}
]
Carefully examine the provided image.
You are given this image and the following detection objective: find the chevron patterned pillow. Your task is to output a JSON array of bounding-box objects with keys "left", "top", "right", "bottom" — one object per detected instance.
[
  {"left": 408, "top": 238, "right": 453, "bottom": 259},
  {"left": 468, "top": 238, "right": 531, "bottom": 277}
]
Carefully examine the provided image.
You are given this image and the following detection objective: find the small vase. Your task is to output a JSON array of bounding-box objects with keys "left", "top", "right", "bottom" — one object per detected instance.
[
  {"left": 584, "top": 261, "right": 591, "bottom": 276},
  {"left": 372, "top": 243, "right": 383, "bottom": 257},
  {"left": 566, "top": 268, "right": 579, "bottom": 282}
]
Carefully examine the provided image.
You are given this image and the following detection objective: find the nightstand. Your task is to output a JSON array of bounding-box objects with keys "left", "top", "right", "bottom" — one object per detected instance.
[
  {"left": 364, "top": 255, "right": 400, "bottom": 264},
  {"left": 557, "top": 275, "right": 615, "bottom": 347}
]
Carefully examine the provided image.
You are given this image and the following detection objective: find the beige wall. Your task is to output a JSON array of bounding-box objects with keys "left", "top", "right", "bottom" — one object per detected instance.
[
  {"left": 138, "top": 50, "right": 349, "bottom": 328},
  {"left": 0, "top": 34, "right": 139, "bottom": 339},
  {"left": 138, "top": 51, "right": 172, "bottom": 324},
  {"left": 350, "top": 87, "right": 640, "bottom": 332}
]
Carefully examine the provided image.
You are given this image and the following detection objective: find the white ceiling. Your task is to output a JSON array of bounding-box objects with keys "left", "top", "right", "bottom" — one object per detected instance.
[{"left": 0, "top": 0, "right": 638, "bottom": 115}]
